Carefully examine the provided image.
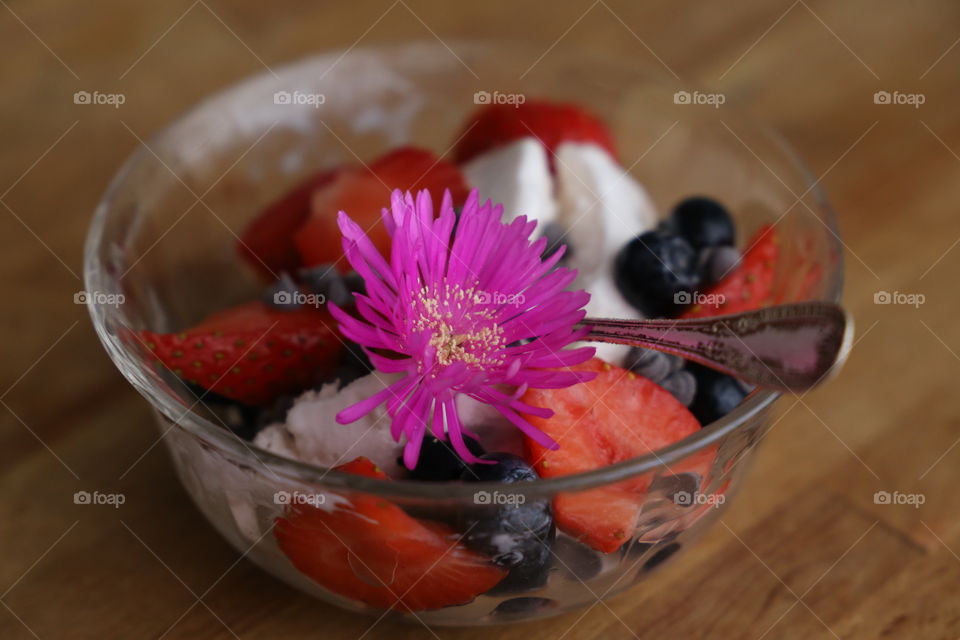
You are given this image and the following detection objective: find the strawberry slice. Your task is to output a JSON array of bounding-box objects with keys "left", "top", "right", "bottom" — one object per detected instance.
[
  {"left": 681, "top": 224, "right": 779, "bottom": 319},
  {"left": 453, "top": 99, "right": 618, "bottom": 165},
  {"left": 274, "top": 457, "right": 506, "bottom": 611},
  {"left": 294, "top": 147, "right": 469, "bottom": 269},
  {"left": 141, "top": 301, "right": 342, "bottom": 406},
  {"left": 238, "top": 169, "right": 339, "bottom": 278},
  {"left": 521, "top": 359, "right": 701, "bottom": 553}
]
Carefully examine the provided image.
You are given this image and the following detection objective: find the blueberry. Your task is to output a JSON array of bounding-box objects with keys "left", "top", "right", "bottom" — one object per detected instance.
[
  {"left": 622, "top": 540, "right": 654, "bottom": 560},
  {"left": 687, "top": 362, "right": 748, "bottom": 425},
  {"left": 736, "top": 378, "right": 757, "bottom": 395},
  {"left": 641, "top": 542, "right": 681, "bottom": 572},
  {"left": 622, "top": 531, "right": 680, "bottom": 562},
  {"left": 698, "top": 245, "right": 741, "bottom": 286},
  {"left": 659, "top": 369, "right": 697, "bottom": 406},
  {"left": 256, "top": 393, "right": 296, "bottom": 431},
  {"left": 404, "top": 435, "right": 486, "bottom": 481},
  {"left": 297, "top": 264, "right": 364, "bottom": 307},
  {"left": 459, "top": 453, "right": 555, "bottom": 594},
  {"left": 492, "top": 597, "right": 556, "bottom": 616},
  {"left": 186, "top": 383, "right": 261, "bottom": 440},
  {"left": 669, "top": 196, "right": 735, "bottom": 250},
  {"left": 331, "top": 342, "right": 373, "bottom": 389},
  {"left": 623, "top": 348, "right": 683, "bottom": 383},
  {"left": 615, "top": 230, "right": 700, "bottom": 317},
  {"left": 552, "top": 535, "right": 604, "bottom": 582},
  {"left": 649, "top": 472, "right": 701, "bottom": 504},
  {"left": 539, "top": 222, "right": 573, "bottom": 262},
  {"left": 263, "top": 272, "right": 303, "bottom": 310}
]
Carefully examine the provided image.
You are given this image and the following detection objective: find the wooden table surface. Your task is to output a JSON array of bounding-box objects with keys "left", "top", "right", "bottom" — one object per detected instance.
[{"left": 3, "top": 1, "right": 960, "bottom": 638}]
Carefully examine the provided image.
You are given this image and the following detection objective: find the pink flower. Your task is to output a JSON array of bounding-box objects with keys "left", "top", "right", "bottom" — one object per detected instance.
[{"left": 330, "top": 188, "right": 595, "bottom": 469}]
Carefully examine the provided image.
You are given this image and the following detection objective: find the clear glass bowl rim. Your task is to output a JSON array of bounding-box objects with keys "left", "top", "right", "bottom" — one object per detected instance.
[{"left": 84, "top": 40, "right": 844, "bottom": 500}]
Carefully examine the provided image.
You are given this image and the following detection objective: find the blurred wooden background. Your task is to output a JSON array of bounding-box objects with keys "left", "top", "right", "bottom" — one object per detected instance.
[{"left": 2, "top": 1, "right": 960, "bottom": 637}]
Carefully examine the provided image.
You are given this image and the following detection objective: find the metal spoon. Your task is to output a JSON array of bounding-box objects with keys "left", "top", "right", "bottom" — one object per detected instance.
[{"left": 583, "top": 301, "right": 853, "bottom": 392}]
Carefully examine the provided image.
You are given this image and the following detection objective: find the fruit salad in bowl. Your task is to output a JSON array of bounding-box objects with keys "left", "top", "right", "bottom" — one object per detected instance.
[{"left": 85, "top": 42, "right": 841, "bottom": 625}]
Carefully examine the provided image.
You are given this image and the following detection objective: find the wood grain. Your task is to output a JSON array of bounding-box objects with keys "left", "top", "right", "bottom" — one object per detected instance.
[{"left": 2, "top": 0, "right": 960, "bottom": 638}]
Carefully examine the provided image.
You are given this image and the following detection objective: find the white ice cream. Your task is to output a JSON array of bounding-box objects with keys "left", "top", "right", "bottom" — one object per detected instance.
[
  {"left": 456, "top": 395, "right": 525, "bottom": 457},
  {"left": 461, "top": 138, "right": 557, "bottom": 225},
  {"left": 554, "top": 141, "right": 657, "bottom": 280},
  {"left": 254, "top": 374, "right": 526, "bottom": 476},
  {"left": 254, "top": 373, "right": 406, "bottom": 477},
  {"left": 582, "top": 270, "right": 644, "bottom": 365}
]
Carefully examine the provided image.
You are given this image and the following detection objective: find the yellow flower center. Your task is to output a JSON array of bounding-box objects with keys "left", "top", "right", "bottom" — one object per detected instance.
[{"left": 412, "top": 281, "right": 506, "bottom": 368}]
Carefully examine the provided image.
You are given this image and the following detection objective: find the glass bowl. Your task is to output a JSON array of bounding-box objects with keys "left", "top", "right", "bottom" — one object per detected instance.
[{"left": 84, "top": 41, "right": 842, "bottom": 625}]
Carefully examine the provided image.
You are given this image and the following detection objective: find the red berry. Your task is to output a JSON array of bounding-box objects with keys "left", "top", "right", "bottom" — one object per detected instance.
[
  {"left": 141, "top": 301, "right": 342, "bottom": 406},
  {"left": 237, "top": 169, "right": 339, "bottom": 278},
  {"left": 681, "top": 224, "right": 779, "bottom": 319},
  {"left": 453, "top": 100, "right": 618, "bottom": 166},
  {"left": 274, "top": 457, "right": 506, "bottom": 611},
  {"left": 294, "top": 147, "right": 469, "bottom": 269},
  {"left": 521, "top": 359, "right": 702, "bottom": 553}
]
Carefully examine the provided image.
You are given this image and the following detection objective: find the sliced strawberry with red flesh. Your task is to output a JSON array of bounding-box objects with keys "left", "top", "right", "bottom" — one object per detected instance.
[
  {"left": 274, "top": 457, "right": 506, "bottom": 611},
  {"left": 294, "top": 147, "right": 470, "bottom": 269},
  {"left": 453, "top": 100, "right": 618, "bottom": 165},
  {"left": 238, "top": 169, "right": 339, "bottom": 278},
  {"left": 680, "top": 224, "right": 779, "bottom": 319},
  {"left": 141, "top": 301, "right": 342, "bottom": 406},
  {"left": 521, "top": 359, "right": 701, "bottom": 553},
  {"left": 335, "top": 456, "right": 384, "bottom": 477}
]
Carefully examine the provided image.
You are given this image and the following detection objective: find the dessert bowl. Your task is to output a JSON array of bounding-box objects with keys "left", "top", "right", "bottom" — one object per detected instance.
[{"left": 84, "top": 41, "right": 842, "bottom": 625}]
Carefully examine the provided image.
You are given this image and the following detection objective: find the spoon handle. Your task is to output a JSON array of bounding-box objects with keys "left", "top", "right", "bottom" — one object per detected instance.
[{"left": 583, "top": 302, "right": 853, "bottom": 392}]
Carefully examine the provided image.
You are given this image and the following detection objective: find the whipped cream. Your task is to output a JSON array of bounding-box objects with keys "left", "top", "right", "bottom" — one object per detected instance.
[
  {"left": 461, "top": 138, "right": 557, "bottom": 226},
  {"left": 255, "top": 373, "right": 406, "bottom": 477},
  {"left": 554, "top": 141, "right": 658, "bottom": 280}
]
